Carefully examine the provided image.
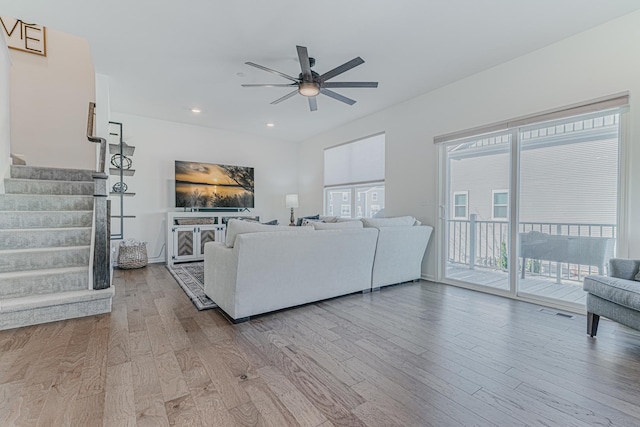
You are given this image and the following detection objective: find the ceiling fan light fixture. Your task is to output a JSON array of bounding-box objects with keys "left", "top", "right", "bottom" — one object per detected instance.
[{"left": 298, "top": 82, "right": 320, "bottom": 97}]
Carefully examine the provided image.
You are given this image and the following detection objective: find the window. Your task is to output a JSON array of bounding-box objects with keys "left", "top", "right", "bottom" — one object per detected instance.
[
  {"left": 453, "top": 191, "right": 468, "bottom": 219},
  {"left": 371, "top": 205, "right": 380, "bottom": 216},
  {"left": 492, "top": 190, "right": 508, "bottom": 220},
  {"left": 328, "top": 205, "right": 333, "bottom": 215},
  {"left": 324, "top": 133, "right": 385, "bottom": 218}
]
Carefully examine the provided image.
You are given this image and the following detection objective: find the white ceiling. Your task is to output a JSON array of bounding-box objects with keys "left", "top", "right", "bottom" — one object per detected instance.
[{"left": 4, "top": 1, "right": 640, "bottom": 142}]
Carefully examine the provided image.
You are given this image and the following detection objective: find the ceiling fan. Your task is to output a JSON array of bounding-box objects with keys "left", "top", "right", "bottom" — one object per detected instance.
[{"left": 242, "top": 45, "right": 378, "bottom": 112}]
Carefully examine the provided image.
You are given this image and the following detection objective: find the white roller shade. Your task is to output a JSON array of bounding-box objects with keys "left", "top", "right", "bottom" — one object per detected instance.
[{"left": 324, "top": 133, "right": 385, "bottom": 187}]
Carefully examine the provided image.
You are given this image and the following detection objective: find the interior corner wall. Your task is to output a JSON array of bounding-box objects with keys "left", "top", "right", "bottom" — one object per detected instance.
[
  {"left": 109, "top": 113, "right": 299, "bottom": 263},
  {"left": 9, "top": 28, "right": 95, "bottom": 169},
  {"left": 297, "top": 9, "right": 640, "bottom": 281},
  {"left": 0, "top": 35, "right": 10, "bottom": 191}
]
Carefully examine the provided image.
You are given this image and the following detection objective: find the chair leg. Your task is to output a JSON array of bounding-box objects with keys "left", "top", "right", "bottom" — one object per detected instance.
[{"left": 587, "top": 312, "right": 600, "bottom": 337}]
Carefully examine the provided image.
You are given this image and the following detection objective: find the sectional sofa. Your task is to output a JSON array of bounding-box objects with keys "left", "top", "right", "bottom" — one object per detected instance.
[{"left": 203, "top": 217, "right": 433, "bottom": 322}]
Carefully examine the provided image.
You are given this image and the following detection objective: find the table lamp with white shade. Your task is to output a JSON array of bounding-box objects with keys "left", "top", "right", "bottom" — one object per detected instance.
[{"left": 285, "top": 194, "right": 299, "bottom": 226}]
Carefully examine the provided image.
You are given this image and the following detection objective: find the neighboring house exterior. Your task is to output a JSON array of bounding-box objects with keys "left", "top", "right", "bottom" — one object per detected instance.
[{"left": 326, "top": 186, "right": 385, "bottom": 218}]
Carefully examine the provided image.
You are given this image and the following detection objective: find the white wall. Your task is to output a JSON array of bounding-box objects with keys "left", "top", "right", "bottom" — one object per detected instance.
[
  {"left": 110, "top": 113, "right": 298, "bottom": 263},
  {"left": 298, "top": 10, "right": 640, "bottom": 281},
  {"left": 0, "top": 34, "right": 11, "bottom": 191},
  {"left": 9, "top": 28, "right": 95, "bottom": 169}
]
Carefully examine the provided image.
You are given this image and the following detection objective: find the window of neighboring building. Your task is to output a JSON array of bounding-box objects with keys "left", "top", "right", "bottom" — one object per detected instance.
[
  {"left": 324, "top": 133, "right": 385, "bottom": 218},
  {"left": 371, "top": 204, "right": 380, "bottom": 216},
  {"left": 341, "top": 205, "right": 351, "bottom": 217},
  {"left": 328, "top": 205, "right": 333, "bottom": 215},
  {"left": 453, "top": 191, "right": 468, "bottom": 219},
  {"left": 492, "top": 190, "right": 508, "bottom": 220}
]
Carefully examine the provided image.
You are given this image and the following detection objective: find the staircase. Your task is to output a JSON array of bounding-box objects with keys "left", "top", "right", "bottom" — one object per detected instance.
[{"left": 0, "top": 165, "right": 114, "bottom": 330}]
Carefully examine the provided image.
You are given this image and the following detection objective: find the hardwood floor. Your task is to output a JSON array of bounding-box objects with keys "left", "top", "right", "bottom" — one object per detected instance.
[{"left": 1, "top": 264, "right": 640, "bottom": 426}]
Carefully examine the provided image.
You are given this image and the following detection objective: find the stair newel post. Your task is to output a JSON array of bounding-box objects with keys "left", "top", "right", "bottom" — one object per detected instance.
[{"left": 92, "top": 172, "right": 111, "bottom": 290}]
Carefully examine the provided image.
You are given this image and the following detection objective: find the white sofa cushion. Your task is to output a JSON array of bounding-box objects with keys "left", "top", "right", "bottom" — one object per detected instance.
[
  {"left": 372, "top": 225, "right": 433, "bottom": 288},
  {"left": 362, "top": 216, "right": 417, "bottom": 228},
  {"left": 205, "top": 228, "right": 379, "bottom": 320},
  {"left": 312, "top": 221, "right": 363, "bottom": 230},
  {"left": 225, "top": 219, "right": 311, "bottom": 247}
]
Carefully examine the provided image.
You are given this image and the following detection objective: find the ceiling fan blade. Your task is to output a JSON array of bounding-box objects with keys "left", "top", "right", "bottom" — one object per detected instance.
[
  {"left": 296, "top": 45, "right": 313, "bottom": 82},
  {"left": 270, "top": 90, "right": 299, "bottom": 105},
  {"left": 308, "top": 96, "right": 318, "bottom": 112},
  {"left": 320, "top": 88, "right": 356, "bottom": 106},
  {"left": 322, "top": 82, "right": 378, "bottom": 88},
  {"left": 245, "top": 62, "right": 299, "bottom": 83},
  {"left": 319, "top": 57, "right": 364, "bottom": 82},
  {"left": 241, "top": 83, "right": 297, "bottom": 87}
]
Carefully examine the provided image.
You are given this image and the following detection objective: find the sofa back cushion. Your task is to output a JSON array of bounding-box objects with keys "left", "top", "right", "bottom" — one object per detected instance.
[
  {"left": 362, "top": 216, "right": 418, "bottom": 228},
  {"left": 225, "top": 219, "right": 311, "bottom": 247},
  {"left": 312, "top": 220, "right": 363, "bottom": 230}
]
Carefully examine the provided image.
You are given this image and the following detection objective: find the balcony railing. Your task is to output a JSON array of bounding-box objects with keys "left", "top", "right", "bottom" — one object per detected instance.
[{"left": 448, "top": 214, "right": 616, "bottom": 283}]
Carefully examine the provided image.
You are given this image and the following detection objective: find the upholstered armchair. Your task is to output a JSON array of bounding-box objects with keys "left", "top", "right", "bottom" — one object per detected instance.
[{"left": 583, "top": 258, "right": 640, "bottom": 337}]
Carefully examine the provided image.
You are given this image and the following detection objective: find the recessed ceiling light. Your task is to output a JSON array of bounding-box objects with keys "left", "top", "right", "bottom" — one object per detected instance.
[
  {"left": 191, "top": 108, "right": 201, "bottom": 113},
  {"left": 266, "top": 123, "right": 275, "bottom": 127},
  {"left": 237, "top": 72, "right": 246, "bottom": 78}
]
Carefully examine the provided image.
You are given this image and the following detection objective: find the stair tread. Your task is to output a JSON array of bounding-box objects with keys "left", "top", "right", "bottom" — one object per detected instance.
[
  {"left": 0, "top": 286, "right": 115, "bottom": 313},
  {"left": 0, "top": 210, "right": 92, "bottom": 213},
  {"left": 6, "top": 178, "right": 94, "bottom": 184},
  {"left": 0, "top": 194, "right": 93, "bottom": 198},
  {"left": 0, "top": 266, "right": 88, "bottom": 279},
  {"left": 0, "top": 245, "right": 90, "bottom": 254},
  {"left": 11, "top": 165, "right": 96, "bottom": 173},
  {"left": 0, "top": 227, "right": 92, "bottom": 232}
]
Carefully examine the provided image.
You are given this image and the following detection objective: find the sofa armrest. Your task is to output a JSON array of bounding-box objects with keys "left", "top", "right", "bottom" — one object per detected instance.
[
  {"left": 609, "top": 258, "right": 640, "bottom": 280},
  {"left": 203, "top": 241, "right": 238, "bottom": 316}
]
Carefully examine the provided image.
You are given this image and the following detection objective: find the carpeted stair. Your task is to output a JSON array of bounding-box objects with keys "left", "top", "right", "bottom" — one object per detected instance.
[{"left": 0, "top": 165, "right": 114, "bottom": 330}]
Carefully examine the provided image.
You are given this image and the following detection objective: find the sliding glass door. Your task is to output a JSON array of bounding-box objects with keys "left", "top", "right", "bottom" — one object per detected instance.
[
  {"left": 440, "top": 103, "right": 625, "bottom": 308},
  {"left": 443, "top": 131, "right": 512, "bottom": 291},
  {"left": 518, "top": 112, "right": 619, "bottom": 305}
]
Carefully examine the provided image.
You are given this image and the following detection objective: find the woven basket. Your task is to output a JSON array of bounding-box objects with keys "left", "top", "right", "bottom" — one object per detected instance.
[{"left": 117, "top": 240, "right": 148, "bottom": 269}]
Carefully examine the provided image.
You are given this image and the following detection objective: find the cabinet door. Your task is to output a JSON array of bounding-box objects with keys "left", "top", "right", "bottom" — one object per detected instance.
[
  {"left": 173, "top": 226, "right": 197, "bottom": 261},
  {"left": 198, "top": 225, "right": 217, "bottom": 256}
]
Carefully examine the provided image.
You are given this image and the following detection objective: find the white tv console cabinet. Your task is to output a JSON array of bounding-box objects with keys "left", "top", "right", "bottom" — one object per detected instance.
[{"left": 167, "top": 211, "right": 254, "bottom": 266}]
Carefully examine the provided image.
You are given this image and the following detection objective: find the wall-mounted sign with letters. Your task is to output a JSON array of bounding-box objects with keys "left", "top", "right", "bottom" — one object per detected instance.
[{"left": 1, "top": 16, "right": 46, "bottom": 56}]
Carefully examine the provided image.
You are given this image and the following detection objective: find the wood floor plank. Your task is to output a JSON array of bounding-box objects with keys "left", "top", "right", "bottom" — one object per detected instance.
[
  {"left": 257, "top": 365, "right": 328, "bottom": 427},
  {"left": 241, "top": 377, "right": 299, "bottom": 427},
  {"left": 145, "top": 315, "right": 173, "bottom": 356},
  {"left": 35, "top": 317, "right": 94, "bottom": 426},
  {"left": 154, "top": 351, "right": 190, "bottom": 402},
  {"left": 164, "top": 394, "right": 204, "bottom": 427},
  {"left": 103, "top": 362, "right": 136, "bottom": 426},
  {"left": 69, "top": 391, "right": 105, "bottom": 427},
  {"left": 193, "top": 344, "right": 251, "bottom": 410},
  {"left": 107, "top": 303, "right": 131, "bottom": 367},
  {"left": 155, "top": 298, "right": 192, "bottom": 352},
  {"left": 0, "top": 380, "right": 26, "bottom": 425},
  {"left": 3, "top": 265, "right": 640, "bottom": 427},
  {"left": 175, "top": 347, "right": 239, "bottom": 427},
  {"left": 78, "top": 315, "right": 110, "bottom": 397}
]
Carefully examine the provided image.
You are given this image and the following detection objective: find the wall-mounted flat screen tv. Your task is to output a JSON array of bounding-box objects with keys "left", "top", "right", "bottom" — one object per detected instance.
[{"left": 175, "top": 161, "right": 254, "bottom": 209}]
